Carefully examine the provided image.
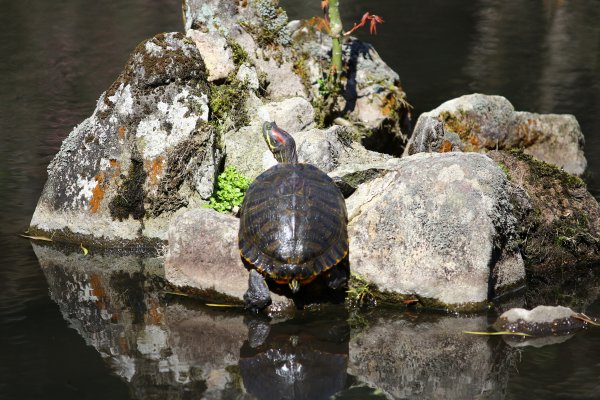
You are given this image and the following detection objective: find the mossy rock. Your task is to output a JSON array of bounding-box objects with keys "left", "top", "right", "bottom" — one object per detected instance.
[{"left": 489, "top": 150, "right": 600, "bottom": 275}]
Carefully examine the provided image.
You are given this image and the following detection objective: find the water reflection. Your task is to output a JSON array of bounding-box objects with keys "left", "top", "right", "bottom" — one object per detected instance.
[{"left": 32, "top": 244, "right": 538, "bottom": 399}]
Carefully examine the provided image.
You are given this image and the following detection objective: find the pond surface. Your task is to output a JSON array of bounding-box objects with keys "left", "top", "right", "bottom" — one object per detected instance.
[{"left": 1, "top": 1, "right": 599, "bottom": 399}]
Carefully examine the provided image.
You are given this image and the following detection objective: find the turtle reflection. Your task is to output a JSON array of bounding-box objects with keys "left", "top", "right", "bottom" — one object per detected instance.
[{"left": 240, "top": 311, "right": 350, "bottom": 400}]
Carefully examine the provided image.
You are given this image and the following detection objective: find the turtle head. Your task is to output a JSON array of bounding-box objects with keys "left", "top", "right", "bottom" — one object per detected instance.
[{"left": 262, "top": 121, "right": 298, "bottom": 163}]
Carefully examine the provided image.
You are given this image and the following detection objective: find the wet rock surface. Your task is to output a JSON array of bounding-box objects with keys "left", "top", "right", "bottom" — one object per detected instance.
[
  {"left": 494, "top": 305, "right": 585, "bottom": 337},
  {"left": 406, "top": 93, "right": 587, "bottom": 175}
]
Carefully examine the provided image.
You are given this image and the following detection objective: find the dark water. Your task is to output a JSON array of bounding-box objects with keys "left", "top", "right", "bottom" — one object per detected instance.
[{"left": 1, "top": 1, "right": 599, "bottom": 399}]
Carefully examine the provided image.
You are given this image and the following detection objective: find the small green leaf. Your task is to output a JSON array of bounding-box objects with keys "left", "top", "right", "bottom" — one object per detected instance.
[
  {"left": 207, "top": 166, "right": 252, "bottom": 213},
  {"left": 80, "top": 243, "right": 89, "bottom": 256}
]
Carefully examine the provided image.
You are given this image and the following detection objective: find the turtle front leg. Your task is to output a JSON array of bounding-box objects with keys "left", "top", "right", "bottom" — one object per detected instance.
[{"left": 244, "top": 269, "right": 272, "bottom": 312}]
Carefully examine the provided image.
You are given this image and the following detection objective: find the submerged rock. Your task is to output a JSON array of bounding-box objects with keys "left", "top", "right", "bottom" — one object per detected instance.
[
  {"left": 405, "top": 94, "right": 587, "bottom": 176},
  {"left": 493, "top": 305, "right": 585, "bottom": 337},
  {"left": 29, "top": 33, "right": 221, "bottom": 247},
  {"left": 348, "top": 152, "right": 525, "bottom": 311}
]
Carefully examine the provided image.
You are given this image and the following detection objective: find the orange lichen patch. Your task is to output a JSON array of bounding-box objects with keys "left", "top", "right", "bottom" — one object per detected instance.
[
  {"left": 514, "top": 119, "right": 543, "bottom": 147},
  {"left": 90, "top": 172, "right": 106, "bottom": 213},
  {"left": 469, "top": 135, "right": 481, "bottom": 148},
  {"left": 89, "top": 273, "right": 107, "bottom": 302},
  {"left": 440, "top": 139, "right": 453, "bottom": 153},
  {"left": 440, "top": 111, "right": 481, "bottom": 143},
  {"left": 146, "top": 157, "right": 165, "bottom": 187},
  {"left": 381, "top": 92, "right": 398, "bottom": 117},
  {"left": 118, "top": 335, "right": 130, "bottom": 353},
  {"left": 117, "top": 126, "right": 126, "bottom": 139},
  {"left": 144, "top": 299, "right": 163, "bottom": 325},
  {"left": 109, "top": 159, "right": 119, "bottom": 168}
]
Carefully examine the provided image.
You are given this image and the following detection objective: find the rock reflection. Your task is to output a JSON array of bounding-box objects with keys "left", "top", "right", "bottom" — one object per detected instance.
[
  {"left": 33, "top": 244, "right": 522, "bottom": 399},
  {"left": 347, "top": 311, "right": 517, "bottom": 399}
]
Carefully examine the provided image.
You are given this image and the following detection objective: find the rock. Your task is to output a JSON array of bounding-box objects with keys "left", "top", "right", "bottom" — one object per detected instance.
[
  {"left": 225, "top": 122, "right": 402, "bottom": 186},
  {"left": 488, "top": 150, "right": 600, "bottom": 273},
  {"left": 165, "top": 208, "right": 293, "bottom": 309},
  {"left": 222, "top": 96, "right": 315, "bottom": 181},
  {"left": 513, "top": 112, "right": 586, "bottom": 176},
  {"left": 348, "top": 152, "right": 525, "bottom": 311},
  {"left": 259, "top": 97, "right": 315, "bottom": 133},
  {"left": 187, "top": 30, "right": 236, "bottom": 81},
  {"left": 183, "top": 0, "right": 252, "bottom": 33},
  {"left": 493, "top": 305, "right": 585, "bottom": 337},
  {"left": 29, "top": 33, "right": 222, "bottom": 247},
  {"left": 236, "top": 63, "right": 260, "bottom": 90},
  {"left": 292, "top": 27, "right": 411, "bottom": 154},
  {"left": 405, "top": 93, "right": 587, "bottom": 175}
]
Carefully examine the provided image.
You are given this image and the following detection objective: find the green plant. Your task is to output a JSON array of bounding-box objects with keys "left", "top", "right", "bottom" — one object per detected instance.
[
  {"left": 207, "top": 166, "right": 252, "bottom": 213},
  {"left": 319, "top": 0, "right": 384, "bottom": 83}
]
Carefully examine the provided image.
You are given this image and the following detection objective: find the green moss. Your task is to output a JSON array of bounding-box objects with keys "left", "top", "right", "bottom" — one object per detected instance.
[
  {"left": 508, "top": 148, "right": 585, "bottom": 189},
  {"left": 226, "top": 37, "right": 248, "bottom": 66},
  {"left": 207, "top": 166, "right": 252, "bottom": 213},
  {"left": 496, "top": 161, "right": 511, "bottom": 180},
  {"left": 209, "top": 79, "right": 249, "bottom": 129},
  {"left": 109, "top": 158, "right": 147, "bottom": 221},
  {"left": 346, "top": 272, "right": 375, "bottom": 307}
]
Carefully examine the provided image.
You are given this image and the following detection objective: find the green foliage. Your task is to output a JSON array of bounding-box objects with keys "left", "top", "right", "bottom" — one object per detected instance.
[
  {"left": 208, "top": 166, "right": 252, "bottom": 213},
  {"left": 346, "top": 272, "right": 375, "bottom": 307},
  {"left": 226, "top": 37, "right": 248, "bottom": 66}
]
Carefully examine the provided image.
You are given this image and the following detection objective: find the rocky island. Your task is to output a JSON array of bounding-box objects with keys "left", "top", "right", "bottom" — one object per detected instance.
[{"left": 29, "top": 0, "right": 599, "bottom": 313}]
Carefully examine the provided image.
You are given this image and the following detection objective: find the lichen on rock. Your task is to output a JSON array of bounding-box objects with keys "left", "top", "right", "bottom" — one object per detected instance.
[
  {"left": 30, "top": 32, "right": 222, "bottom": 247},
  {"left": 406, "top": 93, "right": 587, "bottom": 176}
]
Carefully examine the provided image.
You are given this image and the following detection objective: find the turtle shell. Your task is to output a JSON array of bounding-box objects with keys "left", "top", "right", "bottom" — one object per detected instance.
[{"left": 239, "top": 163, "right": 348, "bottom": 284}]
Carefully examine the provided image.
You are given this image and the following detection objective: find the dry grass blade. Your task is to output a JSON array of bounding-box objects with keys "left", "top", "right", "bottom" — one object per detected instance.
[
  {"left": 164, "top": 291, "right": 190, "bottom": 297},
  {"left": 574, "top": 313, "right": 600, "bottom": 327},
  {"left": 463, "top": 331, "right": 531, "bottom": 337},
  {"left": 205, "top": 303, "right": 243, "bottom": 308},
  {"left": 19, "top": 234, "right": 53, "bottom": 242}
]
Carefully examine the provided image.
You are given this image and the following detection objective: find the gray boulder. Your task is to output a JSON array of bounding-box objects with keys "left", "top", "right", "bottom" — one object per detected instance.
[
  {"left": 165, "top": 208, "right": 293, "bottom": 309},
  {"left": 29, "top": 33, "right": 222, "bottom": 246},
  {"left": 348, "top": 152, "right": 525, "bottom": 310},
  {"left": 405, "top": 93, "right": 587, "bottom": 175},
  {"left": 225, "top": 118, "right": 402, "bottom": 184}
]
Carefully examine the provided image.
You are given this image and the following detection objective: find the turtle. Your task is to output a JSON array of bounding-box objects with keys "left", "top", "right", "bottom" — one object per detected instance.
[{"left": 238, "top": 121, "right": 349, "bottom": 311}]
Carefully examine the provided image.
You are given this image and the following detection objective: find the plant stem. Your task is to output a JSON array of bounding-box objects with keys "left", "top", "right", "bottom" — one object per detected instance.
[{"left": 328, "top": 0, "right": 343, "bottom": 81}]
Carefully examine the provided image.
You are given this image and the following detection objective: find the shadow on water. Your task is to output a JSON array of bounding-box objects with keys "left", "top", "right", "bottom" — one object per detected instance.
[{"left": 31, "top": 243, "right": 570, "bottom": 400}]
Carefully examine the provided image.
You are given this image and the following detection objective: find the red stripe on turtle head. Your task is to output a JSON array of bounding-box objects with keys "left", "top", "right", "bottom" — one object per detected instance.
[{"left": 271, "top": 125, "right": 286, "bottom": 144}]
